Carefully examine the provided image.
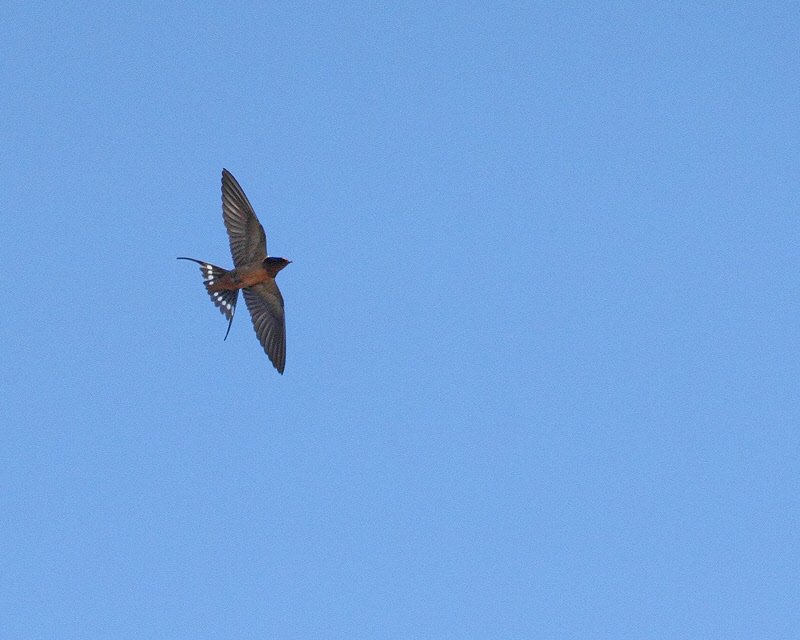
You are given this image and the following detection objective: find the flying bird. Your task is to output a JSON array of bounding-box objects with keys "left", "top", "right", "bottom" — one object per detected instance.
[{"left": 179, "top": 169, "right": 291, "bottom": 374}]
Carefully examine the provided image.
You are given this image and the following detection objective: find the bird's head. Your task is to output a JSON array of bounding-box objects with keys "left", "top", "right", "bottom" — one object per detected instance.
[{"left": 263, "top": 256, "right": 291, "bottom": 277}]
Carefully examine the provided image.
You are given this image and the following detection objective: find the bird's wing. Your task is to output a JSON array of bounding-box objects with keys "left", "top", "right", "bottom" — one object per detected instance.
[
  {"left": 221, "top": 169, "right": 268, "bottom": 268},
  {"left": 242, "top": 281, "right": 286, "bottom": 374}
]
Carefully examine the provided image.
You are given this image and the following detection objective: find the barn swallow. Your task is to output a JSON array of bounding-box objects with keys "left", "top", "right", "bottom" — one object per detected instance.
[{"left": 179, "top": 169, "right": 290, "bottom": 374}]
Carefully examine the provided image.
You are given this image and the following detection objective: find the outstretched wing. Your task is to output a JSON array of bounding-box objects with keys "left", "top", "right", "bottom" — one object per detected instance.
[
  {"left": 242, "top": 281, "right": 286, "bottom": 374},
  {"left": 221, "top": 169, "right": 268, "bottom": 268}
]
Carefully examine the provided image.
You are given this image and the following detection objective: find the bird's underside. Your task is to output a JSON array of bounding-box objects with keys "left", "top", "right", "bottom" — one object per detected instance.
[{"left": 179, "top": 169, "right": 289, "bottom": 374}]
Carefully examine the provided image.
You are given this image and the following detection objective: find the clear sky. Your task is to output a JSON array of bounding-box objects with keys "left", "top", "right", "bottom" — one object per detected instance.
[{"left": 2, "top": 2, "right": 798, "bottom": 638}]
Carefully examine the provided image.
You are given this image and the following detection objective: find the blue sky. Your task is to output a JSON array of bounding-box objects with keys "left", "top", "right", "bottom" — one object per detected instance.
[{"left": 2, "top": 1, "right": 798, "bottom": 637}]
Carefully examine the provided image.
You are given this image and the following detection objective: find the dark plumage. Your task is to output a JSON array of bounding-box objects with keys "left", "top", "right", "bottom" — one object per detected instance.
[{"left": 179, "top": 169, "right": 290, "bottom": 374}]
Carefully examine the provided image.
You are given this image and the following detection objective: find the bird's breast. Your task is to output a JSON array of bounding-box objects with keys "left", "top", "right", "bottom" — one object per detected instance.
[
  {"left": 232, "top": 264, "right": 272, "bottom": 287},
  {"left": 207, "top": 264, "right": 271, "bottom": 291}
]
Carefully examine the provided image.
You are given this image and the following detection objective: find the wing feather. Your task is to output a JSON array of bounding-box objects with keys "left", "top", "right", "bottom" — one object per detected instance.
[
  {"left": 221, "top": 169, "right": 268, "bottom": 268},
  {"left": 242, "top": 281, "right": 286, "bottom": 374}
]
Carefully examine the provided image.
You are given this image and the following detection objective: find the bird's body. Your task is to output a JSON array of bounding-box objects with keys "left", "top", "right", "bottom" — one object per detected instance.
[
  {"left": 179, "top": 169, "right": 290, "bottom": 374},
  {"left": 205, "top": 259, "right": 287, "bottom": 290}
]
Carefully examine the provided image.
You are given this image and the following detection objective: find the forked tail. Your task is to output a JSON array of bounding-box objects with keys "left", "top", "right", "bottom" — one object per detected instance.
[{"left": 177, "top": 257, "right": 239, "bottom": 339}]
